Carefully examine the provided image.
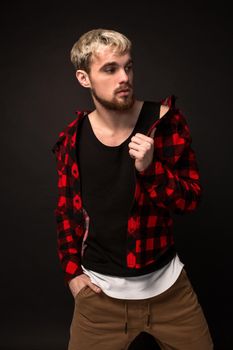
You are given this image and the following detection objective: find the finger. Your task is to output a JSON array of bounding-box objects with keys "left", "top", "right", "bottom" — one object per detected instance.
[
  {"left": 88, "top": 281, "right": 101, "bottom": 293},
  {"left": 129, "top": 148, "right": 141, "bottom": 159},
  {"left": 131, "top": 133, "right": 154, "bottom": 145},
  {"left": 128, "top": 141, "right": 150, "bottom": 152}
]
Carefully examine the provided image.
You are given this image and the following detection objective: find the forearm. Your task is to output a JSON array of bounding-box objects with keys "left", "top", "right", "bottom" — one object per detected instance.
[
  {"left": 55, "top": 209, "right": 84, "bottom": 283},
  {"left": 52, "top": 137, "right": 84, "bottom": 284},
  {"left": 136, "top": 156, "right": 202, "bottom": 214},
  {"left": 136, "top": 111, "right": 203, "bottom": 214}
]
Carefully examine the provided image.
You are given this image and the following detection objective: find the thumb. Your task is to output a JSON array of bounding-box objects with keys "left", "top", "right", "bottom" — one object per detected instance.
[{"left": 149, "top": 127, "right": 156, "bottom": 139}]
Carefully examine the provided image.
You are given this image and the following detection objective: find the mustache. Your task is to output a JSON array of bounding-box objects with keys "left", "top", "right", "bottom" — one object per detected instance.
[{"left": 115, "top": 84, "right": 132, "bottom": 93}]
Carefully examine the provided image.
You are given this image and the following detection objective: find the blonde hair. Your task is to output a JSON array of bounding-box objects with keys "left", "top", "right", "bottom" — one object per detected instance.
[{"left": 70, "top": 28, "right": 132, "bottom": 72}]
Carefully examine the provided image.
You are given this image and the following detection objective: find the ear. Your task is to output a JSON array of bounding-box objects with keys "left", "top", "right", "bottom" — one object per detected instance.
[{"left": 76, "top": 70, "right": 91, "bottom": 88}]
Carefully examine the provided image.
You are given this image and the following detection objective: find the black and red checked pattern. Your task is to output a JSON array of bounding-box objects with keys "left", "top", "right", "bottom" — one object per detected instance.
[{"left": 52, "top": 95, "right": 203, "bottom": 283}]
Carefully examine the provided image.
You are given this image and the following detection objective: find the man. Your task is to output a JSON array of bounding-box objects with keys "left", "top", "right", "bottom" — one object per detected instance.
[{"left": 52, "top": 29, "right": 213, "bottom": 349}]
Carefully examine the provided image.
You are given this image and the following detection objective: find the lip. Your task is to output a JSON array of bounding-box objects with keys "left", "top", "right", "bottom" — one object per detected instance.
[{"left": 116, "top": 89, "right": 130, "bottom": 95}]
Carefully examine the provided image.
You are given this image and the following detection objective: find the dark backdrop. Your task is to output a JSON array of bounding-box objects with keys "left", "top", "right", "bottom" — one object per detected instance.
[{"left": 1, "top": 1, "right": 232, "bottom": 349}]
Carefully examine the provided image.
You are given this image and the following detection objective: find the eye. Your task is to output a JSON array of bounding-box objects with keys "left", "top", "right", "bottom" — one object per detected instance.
[
  {"left": 105, "top": 67, "right": 116, "bottom": 74},
  {"left": 125, "top": 64, "right": 133, "bottom": 72}
]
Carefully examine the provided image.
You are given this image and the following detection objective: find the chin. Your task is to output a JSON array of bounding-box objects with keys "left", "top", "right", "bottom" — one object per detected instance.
[
  {"left": 92, "top": 88, "right": 135, "bottom": 111},
  {"left": 114, "top": 95, "right": 135, "bottom": 111}
]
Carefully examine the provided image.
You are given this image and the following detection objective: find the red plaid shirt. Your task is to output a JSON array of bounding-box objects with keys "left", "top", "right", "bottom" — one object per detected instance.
[{"left": 51, "top": 95, "right": 203, "bottom": 283}]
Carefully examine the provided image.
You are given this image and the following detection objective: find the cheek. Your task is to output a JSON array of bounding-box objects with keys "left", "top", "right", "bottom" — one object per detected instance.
[
  {"left": 97, "top": 81, "right": 115, "bottom": 95},
  {"left": 129, "top": 72, "right": 134, "bottom": 81}
]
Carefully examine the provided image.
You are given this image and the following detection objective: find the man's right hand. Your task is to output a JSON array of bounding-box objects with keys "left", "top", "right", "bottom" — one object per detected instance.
[{"left": 68, "top": 273, "right": 102, "bottom": 298}]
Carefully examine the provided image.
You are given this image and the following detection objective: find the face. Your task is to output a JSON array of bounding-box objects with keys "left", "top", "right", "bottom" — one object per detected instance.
[{"left": 78, "top": 46, "right": 135, "bottom": 111}]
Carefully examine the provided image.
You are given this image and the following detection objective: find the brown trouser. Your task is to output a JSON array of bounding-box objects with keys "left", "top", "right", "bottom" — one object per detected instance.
[{"left": 68, "top": 268, "right": 213, "bottom": 350}]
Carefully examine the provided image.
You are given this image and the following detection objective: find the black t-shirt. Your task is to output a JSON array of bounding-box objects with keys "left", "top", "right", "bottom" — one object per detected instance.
[{"left": 76, "top": 101, "right": 161, "bottom": 276}]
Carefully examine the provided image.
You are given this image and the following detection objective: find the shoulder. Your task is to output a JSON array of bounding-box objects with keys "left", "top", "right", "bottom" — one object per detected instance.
[
  {"left": 159, "top": 104, "right": 170, "bottom": 119},
  {"left": 159, "top": 94, "right": 177, "bottom": 118},
  {"left": 158, "top": 95, "right": 191, "bottom": 140},
  {"left": 159, "top": 94, "right": 177, "bottom": 108},
  {"left": 51, "top": 110, "right": 88, "bottom": 154},
  {"left": 159, "top": 94, "right": 186, "bottom": 122}
]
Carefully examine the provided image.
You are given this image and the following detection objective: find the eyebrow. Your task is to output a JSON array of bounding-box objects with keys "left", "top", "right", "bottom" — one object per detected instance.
[{"left": 99, "top": 58, "right": 133, "bottom": 71}]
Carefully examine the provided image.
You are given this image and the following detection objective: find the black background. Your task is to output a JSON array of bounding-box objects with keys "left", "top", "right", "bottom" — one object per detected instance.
[{"left": 1, "top": 1, "right": 232, "bottom": 349}]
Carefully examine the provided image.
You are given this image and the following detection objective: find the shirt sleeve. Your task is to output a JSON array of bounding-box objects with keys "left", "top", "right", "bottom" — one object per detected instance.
[
  {"left": 135, "top": 107, "right": 203, "bottom": 214},
  {"left": 51, "top": 135, "right": 84, "bottom": 284}
]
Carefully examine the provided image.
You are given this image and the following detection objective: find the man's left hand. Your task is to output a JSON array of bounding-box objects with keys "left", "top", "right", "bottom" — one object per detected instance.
[{"left": 128, "top": 128, "right": 156, "bottom": 172}]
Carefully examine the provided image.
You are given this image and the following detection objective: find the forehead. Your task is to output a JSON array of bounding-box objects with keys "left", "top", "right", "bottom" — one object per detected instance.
[{"left": 90, "top": 46, "right": 132, "bottom": 69}]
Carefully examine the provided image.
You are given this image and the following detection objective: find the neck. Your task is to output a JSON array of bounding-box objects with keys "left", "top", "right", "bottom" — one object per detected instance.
[{"left": 89, "top": 99, "right": 143, "bottom": 132}]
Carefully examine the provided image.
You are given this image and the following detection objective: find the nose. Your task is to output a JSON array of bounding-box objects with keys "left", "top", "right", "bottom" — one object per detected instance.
[{"left": 118, "top": 68, "right": 130, "bottom": 83}]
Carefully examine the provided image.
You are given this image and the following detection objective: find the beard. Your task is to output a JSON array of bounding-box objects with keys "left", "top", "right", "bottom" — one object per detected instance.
[{"left": 91, "top": 86, "right": 135, "bottom": 111}]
